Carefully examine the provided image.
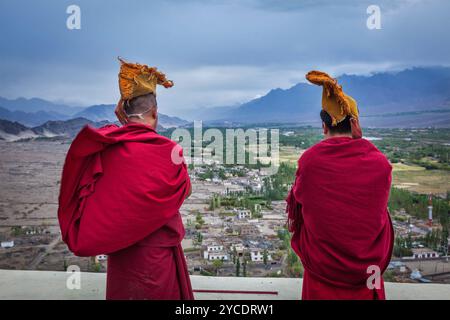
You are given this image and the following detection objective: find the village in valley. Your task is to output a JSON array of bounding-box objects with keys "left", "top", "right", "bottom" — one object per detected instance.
[{"left": 0, "top": 126, "right": 449, "bottom": 283}]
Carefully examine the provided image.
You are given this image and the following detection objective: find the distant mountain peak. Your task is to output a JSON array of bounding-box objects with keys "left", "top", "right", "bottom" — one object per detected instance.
[{"left": 213, "top": 66, "right": 450, "bottom": 127}]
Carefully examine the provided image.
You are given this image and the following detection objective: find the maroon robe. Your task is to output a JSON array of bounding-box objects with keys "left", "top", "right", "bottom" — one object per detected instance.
[{"left": 58, "top": 122, "right": 194, "bottom": 300}]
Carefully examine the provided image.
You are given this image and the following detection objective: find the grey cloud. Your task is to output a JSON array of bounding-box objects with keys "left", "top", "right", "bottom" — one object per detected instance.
[{"left": 0, "top": 0, "right": 449, "bottom": 115}]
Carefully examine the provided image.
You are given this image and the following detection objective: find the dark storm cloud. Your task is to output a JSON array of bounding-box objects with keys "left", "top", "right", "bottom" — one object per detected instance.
[{"left": 0, "top": 0, "right": 448, "bottom": 115}]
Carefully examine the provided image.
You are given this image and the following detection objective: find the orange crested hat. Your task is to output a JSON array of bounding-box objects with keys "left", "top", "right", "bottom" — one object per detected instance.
[
  {"left": 306, "top": 70, "right": 359, "bottom": 126},
  {"left": 118, "top": 57, "right": 173, "bottom": 100}
]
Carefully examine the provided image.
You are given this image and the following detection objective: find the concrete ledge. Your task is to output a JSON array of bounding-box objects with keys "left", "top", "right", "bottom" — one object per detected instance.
[{"left": 0, "top": 270, "right": 449, "bottom": 300}]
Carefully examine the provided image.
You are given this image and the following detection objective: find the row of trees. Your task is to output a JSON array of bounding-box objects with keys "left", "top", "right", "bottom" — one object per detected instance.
[
  {"left": 208, "top": 193, "right": 268, "bottom": 218},
  {"left": 278, "top": 229, "right": 303, "bottom": 277}
]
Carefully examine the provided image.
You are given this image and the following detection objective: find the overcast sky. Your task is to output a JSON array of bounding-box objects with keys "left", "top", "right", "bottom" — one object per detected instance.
[{"left": 0, "top": 0, "right": 449, "bottom": 116}]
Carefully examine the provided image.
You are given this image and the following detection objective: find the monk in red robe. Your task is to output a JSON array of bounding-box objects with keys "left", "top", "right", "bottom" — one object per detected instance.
[
  {"left": 58, "top": 59, "right": 194, "bottom": 300},
  {"left": 286, "top": 71, "right": 394, "bottom": 300}
]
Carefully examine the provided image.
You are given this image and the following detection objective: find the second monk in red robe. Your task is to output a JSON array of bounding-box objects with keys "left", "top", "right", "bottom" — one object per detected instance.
[{"left": 286, "top": 71, "right": 394, "bottom": 300}]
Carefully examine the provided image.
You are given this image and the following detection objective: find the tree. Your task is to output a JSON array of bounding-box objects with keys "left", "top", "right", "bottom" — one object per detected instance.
[
  {"left": 196, "top": 213, "right": 205, "bottom": 226},
  {"left": 290, "top": 261, "right": 303, "bottom": 277},
  {"left": 263, "top": 249, "right": 269, "bottom": 266},
  {"left": 194, "top": 232, "right": 203, "bottom": 246},
  {"left": 393, "top": 236, "right": 413, "bottom": 258},
  {"left": 209, "top": 196, "right": 216, "bottom": 210},
  {"left": 242, "top": 258, "right": 247, "bottom": 277},
  {"left": 212, "top": 259, "right": 223, "bottom": 276},
  {"left": 235, "top": 258, "right": 240, "bottom": 277},
  {"left": 232, "top": 247, "right": 237, "bottom": 264}
]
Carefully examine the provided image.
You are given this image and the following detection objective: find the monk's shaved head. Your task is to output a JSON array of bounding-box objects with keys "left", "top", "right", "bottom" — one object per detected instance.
[
  {"left": 320, "top": 110, "right": 351, "bottom": 134},
  {"left": 124, "top": 93, "right": 157, "bottom": 116}
]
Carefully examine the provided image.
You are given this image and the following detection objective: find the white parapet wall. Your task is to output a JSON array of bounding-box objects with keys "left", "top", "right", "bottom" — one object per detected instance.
[{"left": 0, "top": 269, "right": 449, "bottom": 300}]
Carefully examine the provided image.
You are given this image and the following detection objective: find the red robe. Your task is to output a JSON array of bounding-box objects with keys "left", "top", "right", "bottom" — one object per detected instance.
[
  {"left": 58, "top": 122, "right": 194, "bottom": 300},
  {"left": 286, "top": 137, "right": 394, "bottom": 300}
]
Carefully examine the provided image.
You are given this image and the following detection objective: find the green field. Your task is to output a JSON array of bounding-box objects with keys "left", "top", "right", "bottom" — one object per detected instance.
[
  {"left": 277, "top": 127, "right": 450, "bottom": 196},
  {"left": 393, "top": 167, "right": 450, "bottom": 195}
]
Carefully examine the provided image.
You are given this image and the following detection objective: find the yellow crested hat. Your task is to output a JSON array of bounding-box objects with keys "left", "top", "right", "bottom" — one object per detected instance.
[
  {"left": 118, "top": 57, "right": 173, "bottom": 100},
  {"left": 306, "top": 70, "right": 359, "bottom": 126}
]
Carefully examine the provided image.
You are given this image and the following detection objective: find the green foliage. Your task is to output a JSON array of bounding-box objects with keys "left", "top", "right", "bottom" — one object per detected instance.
[
  {"left": 393, "top": 236, "right": 413, "bottom": 257},
  {"left": 92, "top": 262, "right": 101, "bottom": 273},
  {"left": 209, "top": 194, "right": 270, "bottom": 213},
  {"left": 212, "top": 259, "right": 223, "bottom": 275},
  {"left": 389, "top": 187, "right": 449, "bottom": 225},
  {"left": 383, "top": 270, "right": 395, "bottom": 282},
  {"left": 232, "top": 247, "right": 237, "bottom": 264},
  {"left": 421, "top": 229, "right": 447, "bottom": 252},
  {"left": 194, "top": 232, "right": 203, "bottom": 246},
  {"left": 263, "top": 162, "right": 296, "bottom": 201},
  {"left": 200, "top": 269, "right": 214, "bottom": 276},
  {"left": 263, "top": 249, "right": 269, "bottom": 266},
  {"left": 11, "top": 226, "right": 22, "bottom": 236},
  {"left": 198, "top": 169, "right": 214, "bottom": 181},
  {"left": 242, "top": 258, "right": 247, "bottom": 277},
  {"left": 278, "top": 226, "right": 304, "bottom": 277},
  {"left": 195, "top": 213, "right": 205, "bottom": 225}
]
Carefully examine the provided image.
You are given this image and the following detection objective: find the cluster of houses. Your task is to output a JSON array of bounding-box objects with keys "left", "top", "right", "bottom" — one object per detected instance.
[
  {"left": 191, "top": 165, "right": 266, "bottom": 194},
  {"left": 197, "top": 205, "right": 282, "bottom": 266},
  {"left": 202, "top": 240, "right": 272, "bottom": 263}
]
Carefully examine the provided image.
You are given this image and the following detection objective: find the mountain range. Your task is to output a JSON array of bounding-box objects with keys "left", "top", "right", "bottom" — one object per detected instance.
[
  {"left": 0, "top": 98, "right": 189, "bottom": 128},
  {"left": 0, "top": 118, "right": 104, "bottom": 141},
  {"left": 73, "top": 104, "right": 189, "bottom": 128},
  {"left": 194, "top": 67, "right": 450, "bottom": 127},
  {"left": 0, "top": 66, "right": 449, "bottom": 130}
]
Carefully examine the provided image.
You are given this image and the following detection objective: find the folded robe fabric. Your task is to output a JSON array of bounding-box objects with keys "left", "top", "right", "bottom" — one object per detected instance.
[
  {"left": 286, "top": 137, "right": 394, "bottom": 299},
  {"left": 57, "top": 122, "right": 191, "bottom": 257},
  {"left": 106, "top": 215, "right": 194, "bottom": 300}
]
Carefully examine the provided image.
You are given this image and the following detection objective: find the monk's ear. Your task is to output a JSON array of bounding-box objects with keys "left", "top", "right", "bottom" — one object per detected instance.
[
  {"left": 151, "top": 107, "right": 158, "bottom": 119},
  {"left": 322, "top": 122, "right": 328, "bottom": 135}
]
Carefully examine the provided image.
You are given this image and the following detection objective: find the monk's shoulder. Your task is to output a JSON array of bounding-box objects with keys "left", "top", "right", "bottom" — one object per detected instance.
[
  {"left": 111, "top": 132, "right": 176, "bottom": 158},
  {"left": 297, "top": 142, "right": 324, "bottom": 169},
  {"left": 360, "top": 139, "right": 392, "bottom": 171},
  {"left": 142, "top": 133, "right": 178, "bottom": 155}
]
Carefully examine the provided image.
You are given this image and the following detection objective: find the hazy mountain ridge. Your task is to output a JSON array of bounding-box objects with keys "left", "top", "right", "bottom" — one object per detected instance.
[
  {"left": 0, "top": 97, "right": 84, "bottom": 115},
  {"left": 210, "top": 67, "right": 450, "bottom": 126},
  {"left": 0, "top": 106, "right": 70, "bottom": 126},
  {"left": 74, "top": 104, "right": 189, "bottom": 128},
  {"left": 0, "top": 117, "right": 171, "bottom": 142},
  {"left": 0, "top": 118, "right": 108, "bottom": 141},
  {"left": 0, "top": 98, "right": 189, "bottom": 128},
  {"left": 1, "top": 67, "right": 449, "bottom": 128}
]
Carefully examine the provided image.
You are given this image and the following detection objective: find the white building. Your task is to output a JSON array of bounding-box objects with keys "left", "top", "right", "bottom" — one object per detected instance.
[
  {"left": 1, "top": 241, "right": 14, "bottom": 249},
  {"left": 203, "top": 244, "right": 225, "bottom": 260},
  {"left": 250, "top": 250, "right": 272, "bottom": 263},
  {"left": 208, "top": 252, "right": 229, "bottom": 261},
  {"left": 235, "top": 209, "right": 252, "bottom": 220},
  {"left": 230, "top": 243, "right": 246, "bottom": 257},
  {"left": 410, "top": 248, "right": 440, "bottom": 259}
]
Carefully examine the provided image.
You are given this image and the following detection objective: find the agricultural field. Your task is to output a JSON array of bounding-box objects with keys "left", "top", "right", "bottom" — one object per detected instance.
[{"left": 278, "top": 127, "right": 450, "bottom": 196}]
